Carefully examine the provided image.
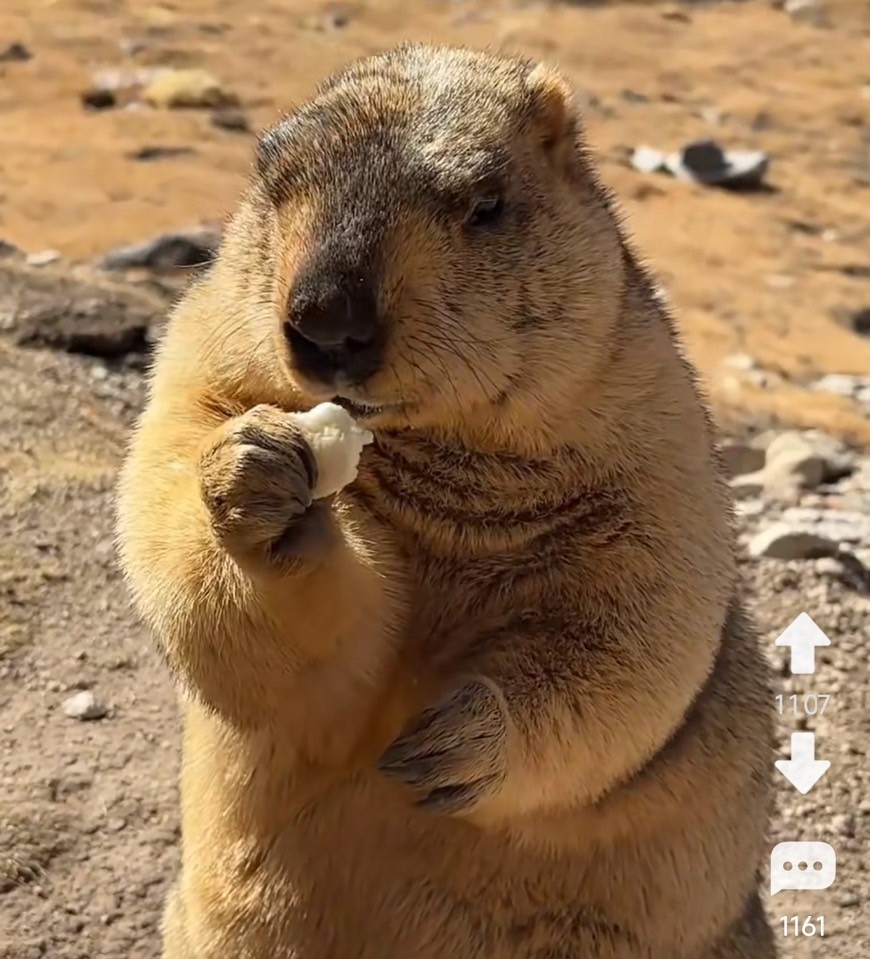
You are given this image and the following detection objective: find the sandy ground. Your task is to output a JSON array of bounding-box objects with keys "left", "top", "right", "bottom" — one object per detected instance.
[{"left": 0, "top": 1, "right": 868, "bottom": 957}]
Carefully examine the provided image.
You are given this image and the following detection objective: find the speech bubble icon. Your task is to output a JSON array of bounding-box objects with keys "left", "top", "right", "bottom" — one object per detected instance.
[{"left": 770, "top": 841, "right": 837, "bottom": 896}]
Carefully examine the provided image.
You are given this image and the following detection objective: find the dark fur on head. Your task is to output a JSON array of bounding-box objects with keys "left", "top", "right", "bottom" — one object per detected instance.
[{"left": 236, "top": 43, "right": 626, "bottom": 449}]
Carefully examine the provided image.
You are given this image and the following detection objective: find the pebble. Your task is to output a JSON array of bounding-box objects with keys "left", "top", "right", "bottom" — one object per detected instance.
[
  {"left": 631, "top": 146, "right": 666, "bottom": 174},
  {"left": 128, "top": 145, "right": 197, "bottom": 162},
  {"left": 722, "top": 353, "right": 757, "bottom": 372},
  {"left": 0, "top": 239, "right": 23, "bottom": 259},
  {"left": 81, "top": 89, "right": 116, "bottom": 111},
  {"left": 832, "top": 813, "right": 856, "bottom": 838},
  {"left": 26, "top": 250, "right": 61, "bottom": 268},
  {"left": 62, "top": 690, "right": 108, "bottom": 721},
  {"left": 0, "top": 42, "right": 32, "bottom": 63},
  {"left": 847, "top": 307, "right": 870, "bottom": 336},
  {"left": 837, "top": 892, "right": 860, "bottom": 908},
  {"left": 211, "top": 107, "right": 251, "bottom": 132},
  {"left": 813, "top": 373, "right": 869, "bottom": 398},
  {"left": 719, "top": 438, "right": 766, "bottom": 478},
  {"left": 143, "top": 69, "right": 237, "bottom": 109}
]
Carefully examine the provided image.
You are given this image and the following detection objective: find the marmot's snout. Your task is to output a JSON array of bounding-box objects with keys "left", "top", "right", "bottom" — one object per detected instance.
[{"left": 284, "top": 257, "right": 385, "bottom": 389}]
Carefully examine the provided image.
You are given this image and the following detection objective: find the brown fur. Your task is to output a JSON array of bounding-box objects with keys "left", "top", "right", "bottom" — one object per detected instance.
[{"left": 115, "top": 43, "right": 775, "bottom": 959}]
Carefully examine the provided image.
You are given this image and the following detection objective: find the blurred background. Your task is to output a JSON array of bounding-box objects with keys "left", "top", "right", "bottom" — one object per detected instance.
[{"left": 1, "top": 2, "right": 868, "bottom": 958}]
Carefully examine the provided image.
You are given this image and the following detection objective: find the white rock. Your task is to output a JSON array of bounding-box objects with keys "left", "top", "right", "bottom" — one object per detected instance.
[
  {"left": 62, "top": 690, "right": 108, "bottom": 721},
  {"left": 630, "top": 145, "right": 666, "bottom": 174},
  {"left": 26, "top": 249, "right": 61, "bottom": 267},
  {"left": 812, "top": 374, "right": 861, "bottom": 398}
]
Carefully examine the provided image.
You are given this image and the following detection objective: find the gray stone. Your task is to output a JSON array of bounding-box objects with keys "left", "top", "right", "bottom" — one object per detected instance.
[
  {"left": 719, "top": 439, "right": 766, "bottom": 478},
  {"left": 62, "top": 690, "right": 108, "bottom": 721},
  {"left": 748, "top": 524, "right": 839, "bottom": 560},
  {"left": 100, "top": 227, "right": 220, "bottom": 272},
  {"left": 729, "top": 473, "right": 767, "bottom": 500},
  {"left": 665, "top": 140, "right": 769, "bottom": 190}
]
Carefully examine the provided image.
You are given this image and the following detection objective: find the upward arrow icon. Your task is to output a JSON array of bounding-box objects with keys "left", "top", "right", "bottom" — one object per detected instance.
[
  {"left": 775, "top": 732, "right": 830, "bottom": 794},
  {"left": 775, "top": 612, "right": 831, "bottom": 675}
]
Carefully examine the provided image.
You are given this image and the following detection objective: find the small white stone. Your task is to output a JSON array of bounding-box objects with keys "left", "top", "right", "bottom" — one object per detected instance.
[{"left": 62, "top": 690, "right": 108, "bottom": 721}]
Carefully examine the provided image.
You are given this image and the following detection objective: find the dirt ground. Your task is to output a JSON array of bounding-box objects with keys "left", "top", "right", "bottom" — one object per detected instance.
[{"left": 1, "top": 1, "right": 868, "bottom": 957}]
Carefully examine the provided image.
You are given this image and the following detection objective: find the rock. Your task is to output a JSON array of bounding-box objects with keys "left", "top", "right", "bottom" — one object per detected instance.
[
  {"left": 143, "top": 69, "right": 237, "bottom": 109},
  {"left": 666, "top": 140, "right": 769, "bottom": 190},
  {"left": 780, "top": 506, "right": 870, "bottom": 545},
  {"left": 813, "top": 372, "right": 862, "bottom": 397},
  {"left": 630, "top": 146, "right": 667, "bottom": 174},
  {"left": 846, "top": 307, "right": 870, "bottom": 336},
  {"left": 211, "top": 107, "right": 250, "bottom": 132},
  {"left": 0, "top": 240, "right": 24, "bottom": 259},
  {"left": 719, "top": 439, "right": 766, "bottom": 478},
  {"left": 62, "top": 691, "right": 108, "bottom": 721},
  {"left": 302, "top": 4, "right": 352, "bottom": 30},
  {"left": 0, "top": 42, "right": 32, "bottom": 63},
  {"left": 764, "top": 434, "right": 826, "bottom": 488},
  {"left": 832, "top": 813, "right": 856, "bottom": 838},
  {"left": 729, "top": 432, "right": 833, "bottom": 503},
  {"left": 4, "top": 266, "right": 163, "bottom": 360},
  {"left": 127, "top": 145, "right": 196, "bottom": 162},
  {"left": 766, "top": 430, "right": 855, "bottom": 483},
  {"left": 837, "top": 892, "right": 860, "bottom": 909},
  {"left": 781, "top": 0, "right": 829, "bottom": 26},
  {"left": 81, "top": 89, "right": 116, "bottom": 111},
  {"left": 729, "top": 474, "right": 767, "bottom": 501},
  {"left": 99, "top": 227, "right": 220, "bottom": 272},
  {"left": 25, "top": 250, "right": 61, "bottom": 268},
  {"left": 722, "top": 353, "right": 757, "bottom": 372},
  {"left": 748, "top": 524, "right": 839, "bottom": 560}
]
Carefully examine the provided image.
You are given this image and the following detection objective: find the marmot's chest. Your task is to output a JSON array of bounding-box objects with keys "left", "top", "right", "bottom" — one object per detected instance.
[{"left": 398, "top": 550, "right": 530, "bottom": 673}]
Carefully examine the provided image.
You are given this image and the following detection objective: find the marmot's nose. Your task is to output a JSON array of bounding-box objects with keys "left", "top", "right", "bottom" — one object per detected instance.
[{"left": 284, "top": 274, "right": 382, "bottom": 386}]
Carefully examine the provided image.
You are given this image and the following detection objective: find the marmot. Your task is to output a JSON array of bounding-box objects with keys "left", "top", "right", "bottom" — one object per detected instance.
[{"left": 116, "top": 43, "right": 776, "bottom": 959}]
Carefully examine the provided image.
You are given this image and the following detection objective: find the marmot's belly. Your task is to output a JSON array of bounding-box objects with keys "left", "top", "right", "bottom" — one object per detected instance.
[{"left": 179, "top": 750, "right": 765, "bottom": 959}]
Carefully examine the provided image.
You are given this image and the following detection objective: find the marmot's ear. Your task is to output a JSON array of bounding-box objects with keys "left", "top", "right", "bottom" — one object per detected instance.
[{"left": 525, "top": 63, "right": 580, "bottom": 159}]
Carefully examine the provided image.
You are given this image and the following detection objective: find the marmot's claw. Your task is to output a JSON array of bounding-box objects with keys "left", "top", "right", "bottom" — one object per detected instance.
[{"left": 377, "top": 680, "right": 507, "bottom": 815}]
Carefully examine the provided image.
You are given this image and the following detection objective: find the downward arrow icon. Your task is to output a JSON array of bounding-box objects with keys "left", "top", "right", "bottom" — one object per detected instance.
[{"left": 775, "top": 732, "right": 830, "bottom": 795}]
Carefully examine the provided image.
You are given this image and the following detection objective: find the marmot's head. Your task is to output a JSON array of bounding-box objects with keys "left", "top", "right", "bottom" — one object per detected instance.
[{"left": 246, "top": 44, "right": 626, "bottom": 441}]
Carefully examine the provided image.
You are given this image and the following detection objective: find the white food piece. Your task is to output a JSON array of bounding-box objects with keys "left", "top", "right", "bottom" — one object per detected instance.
[{"left": 289, "top": 402, "right": 374, "bottom": 499}]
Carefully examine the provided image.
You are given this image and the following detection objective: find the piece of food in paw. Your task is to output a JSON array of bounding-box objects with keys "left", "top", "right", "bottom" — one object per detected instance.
[{"left": 289, "top": 402, "right": 374, "bottom": 499}]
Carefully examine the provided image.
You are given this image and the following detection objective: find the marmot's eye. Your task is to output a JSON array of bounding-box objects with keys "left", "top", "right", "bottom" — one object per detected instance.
[{"left": 466, "top": 193, "right": 505, "bottom": 229}]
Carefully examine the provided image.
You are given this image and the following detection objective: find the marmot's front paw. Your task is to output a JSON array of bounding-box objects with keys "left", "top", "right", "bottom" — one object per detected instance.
[
  {"left": 199, "top": 404, "right": 319, "bottom": 560},
  {"left": 378, "top": 680, "right": 508, "bottom": 815}
]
